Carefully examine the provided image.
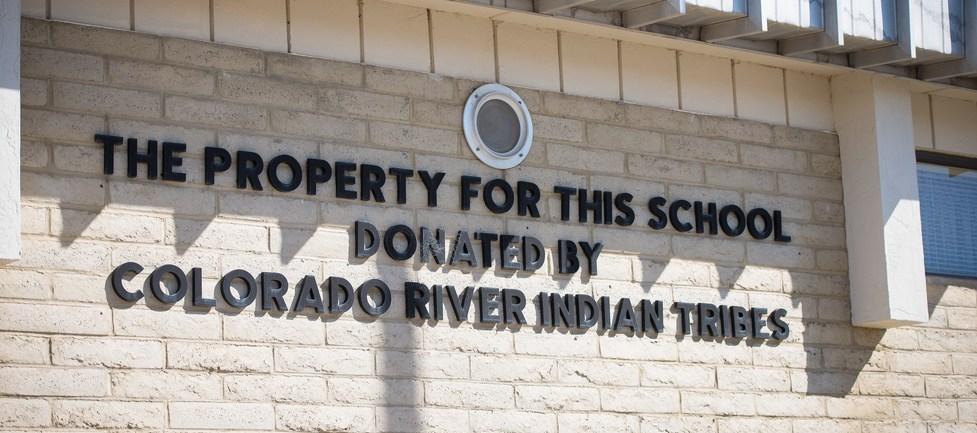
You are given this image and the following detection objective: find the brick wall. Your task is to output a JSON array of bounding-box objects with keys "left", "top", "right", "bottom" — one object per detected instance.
[{"left": 1, "top": 18, "right": 976, "bottom": 432}]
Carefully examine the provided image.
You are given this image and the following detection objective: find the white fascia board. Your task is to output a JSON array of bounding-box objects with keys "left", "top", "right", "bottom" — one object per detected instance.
[{"left": 0, "top": 0, "right": 20, "bottom": 263}]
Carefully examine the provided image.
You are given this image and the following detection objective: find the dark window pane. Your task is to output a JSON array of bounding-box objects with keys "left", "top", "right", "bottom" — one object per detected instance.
[{"left": 916, "top": 162, "right": 977, "bottom": 278}]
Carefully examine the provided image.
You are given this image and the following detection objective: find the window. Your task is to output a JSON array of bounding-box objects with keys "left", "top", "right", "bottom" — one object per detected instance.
[{"left": 916, "top": 152, "right": 977, "bottom": 278}]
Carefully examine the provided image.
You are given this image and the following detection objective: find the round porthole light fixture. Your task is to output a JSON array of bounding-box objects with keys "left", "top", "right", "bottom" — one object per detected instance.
[{"left": 463, "top": 84, "right": 533, "bottom": 170}]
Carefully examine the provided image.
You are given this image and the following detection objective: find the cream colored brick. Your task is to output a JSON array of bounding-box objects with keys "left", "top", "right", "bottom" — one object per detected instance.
[
  {"left": 740, "top": 143, "right": 808, "bottom": 172},
  {"left": 735, "top": 62, "right": 786, "bottom": 125},
  {"left": 0, "top": 398, "right": 51, "bottom": 427},
  {"left": 225, "top": 374, "right": 329, "bottom": 403},
  {"left": 548, "top": 142, "right": 624, "bottom": 173},
  {"left": 681, "top": 391, "right": 755, "bottom": 415},
  {"left": 893, "top": 399, "right": 957, "bottom": 421},
  {"left": 111, "top": 370, "right": 221, "bottom": 400},
  {"left": 168, "top": 341, "right": 272, "bottom": 372},
  {"left": 543, "top": 91, "right": 627, "bottom": 124},
  {"left": 677, "top": 340, "right": 752, "bottom": 365},
  {"left": 672, "top": 237, "right": 745, "bottom": 264},
  {"left": 773, "top": 125, "right": 839, "bottom": 155},
  {"left": 222, "top": 192, "right": 318, "bottom": 224},
  {"left": 320, "top": 88, "right": 411, "bottom": 121},
  {"left": 52, "top": 337, "right": 163, "bottom": 369},
  {"left": 370, "top": 121, "right": 458, "bottom": 154},
  {"left": 366, "top": 67, "right": 456, "bottom": 101},
  {"left": 559, "top": 412, "right": 639, "bottom": 433},
  {"left": 329, "top": 377, "right": 423, "bottom": 405},
  {"left": 377, "top": 350, "right": 469, "bottom": 379},
  {"left": 515, "top": 385, "right": 600, "bottom": 411},
  {"left": 621, "top": 43, "right": 678, "bottom": 109},
  {"left": 0, "top": 334, "right": 49, "bottom": 365},
  {"left": 778, "top": 173, "right": 843, "bottom": 200},
  {"left": 290, "top": 0, "right": 360, "bottom": 62},
  {"left": 635, "top": 258, "right": 714, "bottom": 287},
  {"left": 793, "top": 419, "right": 861, "bottom": 433},
  {"left": 0, "top": 302, "right": 111, "bottom": 335},
  {"left": 53, "top": 83, "right": 160, "bottom": 118},
  {"left": 679, "top": 52, "right": 733, "bottom": 117},
  {"left": 925, "top": 377, "right": 977, "bottom": 398},
  {"left": 471, "top": 410, "right": 558, "bottom": 433},
  {"left": 51, "top": 0, "right": 130, "bottom": 29},
  {"left": 600, "top": 335, "right": 678, "bottom": 361},
  {"left": 270, "top": 109, "right": 366, "bottom": 141},
  {"left": 426, "top": 381, "right": 513, "bottom": 409},
  {"left": 561, "top": 32, "right": 618, "bottom": 100},
  {"left": 169, "top": 402, "right": 275, "bottom": 430},
  {"left": 18, "top": 206, "right": 51, "bottom": 235},
  {"left": 786, "top": 70, "right": 833, "bottom": 131},
  {"left": 515, "top": 331, "right": 599, "bottom": 357},
  {"left": 114, "top": 308, "right": 220, "bottom": 339},
  {"left": 412, "top": 99, "right": 463, "bottom": 128},
  {"left": 377, "top": 407, "right": 468, "bottom": 433},
  {"left": 628, "top": 154, "right": 703, "bottom": 183},
  {"left": 699, "top": 116, "right": 773, "bottom": 144},
  {"left": 471, "top": 355, "right": 557, "bottom": 383},
  {"left": 589, "top": 123, "right": 664, "bottom": 154},
  {"left": 276, "top": 346, "right": 373, "bottom": 375},
  {"left": 826, "top": 396, "right": 894, "bottom": 419},
  {"left": 0, "top": 367, "right": 108, "bottom": 397},
  {"left": 212, "top": 0, "right": 286, "bottom": 51},
  {"left": 21, "top": 140, "right": 49, "bottom": 168},
  {"left": 947, "top": 308, "right": 977, "bottom": 330},
  {"left": 533, "top": 115, "right": 584, "bottom": 142},
  {"left": 431, "top": 11, "right": 494, "bottom": 81},
  {"left": 810, "top": 153, "right": 842, "bottom": 176},
  {"left": 640, "top": 363, "right": 714, "bottom": 388},
  {"left": 932, "top": 95, "right": 977, "bottom": 157},
  {"left": 276, "top": 404, "right": 375, "bottom": 432},
  {"left": 423, "top": 325, "right": 513, "bottom": 354},
  {"left": 222, "top": 314, "right": 324, "bottom": 345},
  {"left": 558, "top": 359, "right": 639, "bottom": 386},
  {"left": 497, "top": 22, "right": 560, "bottom": 92},
  {"left": 267, "top": 53, "right": 361, "bottom": 87},
  {"left": 362, "top": 0, "right": 429, "bottom": 72},
  {"left": 22, "top": 109, "right": 104, "bottom": 143},
  {"left": 166, "top": 218, "right": 268, "bottom": 252},
  {"left": 666, "top": 135, "right": 738, "bottom": 163},
  {"left": 603, "top": 388, "right": 681, "bottom": 413},
  {"left": 53, "top": 400, "right": 164, "bottom": 429},
  {"left": 51, "top": 22, "right": 159, "bottom": 60},
  {"left": 717, "top": 367, "right": 790, "bottom": 392},
  {"left": 166, "top": 96, "right": 267, "bottom": 129},
  {"left": 961, "top": 401, "right": 977, "bottom": 422},
  {"left": 21, "top": 47, "right": 104, "bottom": 82},
  {"left": 109, "top": 59, "right": 215, "bottom": 96},
  {"left": 0, "top": 267, "right": 49, "bottom": 299},
  {"left": 219, "top": 72, "right": 316, "bottom": 109},
  {"left": 108, "top": 180, "right": 216, "bottom": 217},
  {"left": 54, "top": 209, "right": 164, "bottom": 244},
  {"left": 640, "top": 416, "right": 716, "bottom": 433},
  {"left": 133, "top": 0, "right": 210, "bottom": 40},
  {"left": 165, "top": 38, "right": 264, "bottom": 74},
  {"left": 21, "top": 78, "right": 47, "bottom": 106}
]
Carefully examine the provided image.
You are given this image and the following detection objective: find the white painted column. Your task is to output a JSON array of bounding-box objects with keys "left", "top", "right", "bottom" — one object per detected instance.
[
  {"left": 0, "top": 0, "right": 20, "bottom": 263},
  {"left": 832, "top": 72, "right": 929, "bottom": 328}
]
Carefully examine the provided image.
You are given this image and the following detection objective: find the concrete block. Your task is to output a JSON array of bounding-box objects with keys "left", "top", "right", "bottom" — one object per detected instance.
[
  {"left": 621, "top": 42, "right": 678, "bottom": 109},
  {"left": 133, "top": 0, "right": 210, "bottom": 40},
  {"left": 787, "top": 70, "right": 834, "bottom": 131},
  {"left": 431, "top": 11, "right": 494, "bottom": 81},
  {"left": 497, "top": 22, "right": 560, "bottom": 92},
  {"left": 735, "top": 62, "right": 786, "bottom": 125},
  {"left": 213, "top": 0, "right": 287, "bottom": 51},
  {"left": 561, "top": 32, "right": 618, "bottom": 100},
  {"left": 931, "top": 95, "right": 977, "bottom": 157},
  {"left": 51, "top": 0, "right": 130, "bottom": 29},
  {"left": 290, "top": 0, "right": 360, "bottom": 62},
  {"left": 363, "top": 0, "right": 430, "bottom": 72},
  {"left": 679, "top": 52, "right": 734, "bottom": 117}
]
